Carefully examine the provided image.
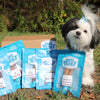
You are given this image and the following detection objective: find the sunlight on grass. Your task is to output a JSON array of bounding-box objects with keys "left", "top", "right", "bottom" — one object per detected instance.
[
  {"left": 95, "top": 83, "right": 100, "bottom": 93},
  {"left": 55, "top": 33, "right": 66, "bottom": 50},
  {"left": 94, "top": 44, "right": 100, "bottom": 66}
]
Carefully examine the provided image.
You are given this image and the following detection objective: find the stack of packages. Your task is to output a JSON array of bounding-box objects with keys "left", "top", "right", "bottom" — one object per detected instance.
[
  {"left": 0, "top": 40, "right": 24, "bottom": 96},
  {"left": 0, "top": 35, "right": 85, "bottom": 97}
]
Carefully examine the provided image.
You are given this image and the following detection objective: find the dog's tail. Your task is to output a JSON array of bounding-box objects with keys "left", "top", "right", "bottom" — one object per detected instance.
[{"left": 81, "top": 4, "right": 100, "bottom": 35}]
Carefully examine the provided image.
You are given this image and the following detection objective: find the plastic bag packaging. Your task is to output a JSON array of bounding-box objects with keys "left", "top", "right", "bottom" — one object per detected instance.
[
  {"left": 36, "top": 49, "right": 70, "bottom": 90},
  {"left": 41, "top": 40, "right": 56, "bottom": 50},
  {"left": 2, "top": 40, "right": 25, "bottom": 89},
  {"left": 53, "top": 50, "right": 85, "bottom": 97},
  {"left": 0, "top": 48, "right": 16, "bottom": 96},
  {"left": 22, "top": 48, "right": 37, "bottom": 88},
  {"left": 36, "top": 48, "right": 58, "bottom": 90}
]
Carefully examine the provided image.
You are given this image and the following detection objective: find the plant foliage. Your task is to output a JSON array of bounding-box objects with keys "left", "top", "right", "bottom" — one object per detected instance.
[{"left": 0, "top": 0, "right": 99, "bottom": 33}]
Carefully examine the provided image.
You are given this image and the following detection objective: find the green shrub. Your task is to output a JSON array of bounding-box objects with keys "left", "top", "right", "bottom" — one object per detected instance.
[
  {"left": 0, "top": 15, "right": 7, "bottom": 32},
  {"left": 0, "top": 0, "right": 85, "bottom": 33}
]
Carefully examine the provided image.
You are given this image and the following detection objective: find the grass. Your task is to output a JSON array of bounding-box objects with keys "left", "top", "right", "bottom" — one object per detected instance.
[
  {"left": 94, "top": 83, "right": 100, "bottom": 93},
  {"left": 94, "top": 44, "right": 100, "bottom": 66},
  {"left": 0, "top": 31, "right": 100, "bottom": 100}
]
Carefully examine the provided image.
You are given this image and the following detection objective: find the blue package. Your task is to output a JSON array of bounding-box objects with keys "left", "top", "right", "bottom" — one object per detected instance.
[
  {"left": 0, "top": 48, "right": 16, "bottom": 96},
  {"left": 41, "top": 40, "right": 56, "bottom": 50},
  {"left": 36, "top": 48, "right": 58, "bottom": 90},
  {"left": 22, "top": 48, "right": 37, "bottom": 88},
  {"left": 2, "top": 40, "right": 25, "bottom": 89},
  {"left": 53, "top": 50, "right": 85, "bottom": 97}
]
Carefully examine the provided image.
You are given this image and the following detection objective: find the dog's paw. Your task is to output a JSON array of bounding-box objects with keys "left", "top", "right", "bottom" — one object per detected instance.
[{"left": 82, "top": 77, "right": 94, "bottom": 87}]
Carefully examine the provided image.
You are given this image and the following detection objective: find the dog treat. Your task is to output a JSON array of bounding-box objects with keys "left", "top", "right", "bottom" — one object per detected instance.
[
  {"left": 0, "top": 72, "right": 2, "bottom": 78},
  {"left": 22, "top": 48, "right": 37, "bottom": 88},
  {"left": 25, "top": 65, "right": 36, "bottom": 81},
  {"left": 36, "top": 48, "right": 57, "bottom": 90},
  {"left": 0, "top": 48, "right": 16, "bottom": 96},
  {"left": 53, "top": 50, "right": 85, "bottom": 97},
  {"left": 32, "top": 65, "right": 36, "bottom": 82},
  {"left": 2, "top": 40, "right": 25, "bottom": 89},
  {"left": 64, "top": 69, "right": 73, "bottom": 75},
  {"left": 44, "top": 71, "right": 55, "bottom": 85},
  {"left": 10, "top": 63, "right": 21, "bottom": 80},
  {"left": 0, "top": 72, "right": 5, "bottom": 89},
  {"left": 62, "top": 68, "right": 73, "bottom": 86}
]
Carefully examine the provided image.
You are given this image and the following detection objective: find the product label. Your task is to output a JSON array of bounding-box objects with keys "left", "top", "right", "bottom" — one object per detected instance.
[
  {"left": 41, "top": 40, "right": 56, "bottom": 50},
  {"left": 7, "top": 52, "right": 19, "bottom": 66},
  {"left": 62, "top": 75, "right": 72, "bottom": 86},
  {"left": 11, "top": 68, "right": 21, "bottom": 79},
  {"left": 42, "top": 57, "right": 56, "bottom": 67},
  {"left": 62, "top": 57, "right": 78, "bottom": 68},
  {"left": 45, "top": 73, "right": 55, "bottom": 82},
  {"left": 0, "top": 63, "right": 4, "bottom": 71},
  {"left": 26, "top": 69, "right": 36, "bottom": 79},
  {"left": 28, "top": 55, "right": 36, "bottom": 65},
  {"left": 0, "top": 78, "right": 6, "bottom": 88}
]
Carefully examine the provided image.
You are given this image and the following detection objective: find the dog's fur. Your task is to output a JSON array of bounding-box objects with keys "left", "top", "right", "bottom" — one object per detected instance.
[{"left": 62, "top": 4, "right": 100, "bottom": 86}]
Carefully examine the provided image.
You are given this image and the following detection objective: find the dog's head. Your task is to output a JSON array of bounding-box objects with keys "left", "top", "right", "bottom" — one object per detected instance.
[{"left": 62, "top": 5, "right": 100, "bottom": 50}]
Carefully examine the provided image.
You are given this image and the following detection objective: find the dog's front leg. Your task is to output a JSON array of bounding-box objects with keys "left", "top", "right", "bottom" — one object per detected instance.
[
  {"left": 82, "top": 72, "right": 94, "bottom": 87},
  {"left": 82, "top": 51, "right": 95, "bottom": 87}
]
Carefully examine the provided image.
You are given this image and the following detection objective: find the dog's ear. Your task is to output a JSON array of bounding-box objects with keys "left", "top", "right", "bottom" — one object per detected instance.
[
  {"left": 62, "top": 17, "right": 79, "bottom": 41},
  {"left": 90, "top": 29, "right": 100, "bottom": 49}
]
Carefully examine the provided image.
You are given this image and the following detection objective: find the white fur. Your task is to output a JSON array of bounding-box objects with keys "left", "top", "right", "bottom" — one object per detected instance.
[
  {"left": 64, "top": 47, "right": 94, "bottom": 86},
  {"left": 67, "top": 21, "right": 92, "bottom": 50},
  {"left": 82, "top": 49, "right": 94, "bottom": 86},
  {"left": 82, "top": 5, "right": 100, "bottom": 35},
  {"left": 64, "top": 5, "right": 100, "bottom": 86}
]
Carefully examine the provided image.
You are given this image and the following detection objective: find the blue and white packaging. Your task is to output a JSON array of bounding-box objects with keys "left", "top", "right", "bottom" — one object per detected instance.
[
  {"left": 53, "top": 50, "right": 85, "bottom": 97},
  {"left": 2, "top": 40, "right": 25, "bottom": 89},
  {"left": 22, "top": 48, "right": 37, "bottom": 88},
  {"left": 36, "top": 48, "right": 58, "bottom": 90},
  {"left": 41, "top": 40, "right": 56, "bottom": 50},
  {"left": 0, "top": 48, "right": 16, "bottom": 96}
]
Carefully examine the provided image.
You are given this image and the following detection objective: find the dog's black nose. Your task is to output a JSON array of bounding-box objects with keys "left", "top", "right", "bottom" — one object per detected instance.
[{"left": 76, "top": 31, "right": 81, "bottom": 36}]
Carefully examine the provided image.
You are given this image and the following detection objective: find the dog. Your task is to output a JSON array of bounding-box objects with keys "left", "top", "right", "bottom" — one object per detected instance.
[{"left": 62, "top": 4, "right": 100, "bottom": 86}]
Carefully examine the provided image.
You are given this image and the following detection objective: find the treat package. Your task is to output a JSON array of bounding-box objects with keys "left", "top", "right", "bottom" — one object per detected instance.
[
  {"left": 2, "top": 40, "right": 25, "bottom": 89},
  {"left": 41, "top": 40, "right": 56, "bottom": 50},
  {"left": 36, "top": 48, "right": 58, "bottom": 90},
  {"left": 0, "top": 48, "right": 16, "bottom": 96},
  {"left": 22, "top": 48, "right": 37, "bottom": 88},
  {"left": 53, "top": 50, "right": 85, "bottom": 97}
]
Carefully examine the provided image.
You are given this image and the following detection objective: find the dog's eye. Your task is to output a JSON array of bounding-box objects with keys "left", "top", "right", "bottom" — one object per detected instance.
[{"left": 84, "top": 30, "right": 87, "bottom": 33}]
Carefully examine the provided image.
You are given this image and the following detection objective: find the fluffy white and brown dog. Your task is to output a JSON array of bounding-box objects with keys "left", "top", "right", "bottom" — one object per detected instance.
[{"left": 62, "top": 5, "right": 100, "bottom": 86}]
